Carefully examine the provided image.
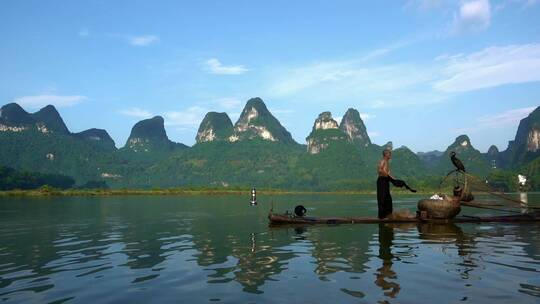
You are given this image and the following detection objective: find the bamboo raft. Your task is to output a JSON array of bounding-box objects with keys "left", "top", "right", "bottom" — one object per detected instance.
[
  {"left": 268, "top": 211, "right": 540, "bottom": 226},
  {"left": 268, "top": 168, "right": 540, "bottom": 226}
]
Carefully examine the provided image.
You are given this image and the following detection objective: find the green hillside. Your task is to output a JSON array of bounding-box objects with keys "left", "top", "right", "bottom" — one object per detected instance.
[
  {"left": 1, "top": 100, "right": 539, "bottom": 192},
  {"left": 0, "top": 165, "right": 74, "bottom": 190}
]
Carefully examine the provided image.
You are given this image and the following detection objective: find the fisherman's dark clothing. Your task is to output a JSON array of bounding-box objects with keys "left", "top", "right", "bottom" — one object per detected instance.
[{"left": 377, "top": 176, "right": 393, "bottom": 219}]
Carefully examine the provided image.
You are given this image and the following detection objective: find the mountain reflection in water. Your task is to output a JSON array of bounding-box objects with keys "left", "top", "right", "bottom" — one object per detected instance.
[{"left": 0, "top": 194, "right": 539, "bottom": 303}]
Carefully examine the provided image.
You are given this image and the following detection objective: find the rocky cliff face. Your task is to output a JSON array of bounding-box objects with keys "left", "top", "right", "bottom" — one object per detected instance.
[
  {"left": 313, "top": 111, "right": 339, "bottom": 130},
  {"left": 448, "top": 135, "right": 472, "bottom": 152},
  {"left": 485, "top": 145, "right": 500, "bottom": 168},
  {"left": 515, "top": 107, "right": 540, "bottom": 153},
  {"left": 339, "top": 108, "right": 371, "bottom": 147},
  {"left": 436, "top": 134, "right": 490, "bottom": 176},
  {"left": 528, "top": 128, "right": 540, "bottom": 152},
  {"left": 196, "top": 112, "right": 234, "bottom": 143},
  {"left": 74, "top": 128, "right": 116, "bottom": 150},
  {"left": 32, "top": 105, "right": 69, "bottom": 134},
  {"left": 230, "top": 97, "right": 296, "bottom": 144},
  {"left": 306, "top": 112, "right": 348, "bottom": 154},
  {"left": 502, "top": 106, "right": 540, "bottom": 166},
  {"left": 487, "top": 145, "right": 499, "bottom": 156},
  {"left": 0, "top": 103, "right": 34, "bottom": 126},
  {"left": 124, "top": 116, "right": 184, "bottom": 152},
  {"left": 0, "top": 103, "right": 69, "bottom": 134}
]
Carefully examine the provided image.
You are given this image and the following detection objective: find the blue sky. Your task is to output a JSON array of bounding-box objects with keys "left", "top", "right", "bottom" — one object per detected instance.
[{"left": 1, "top": 0, "right": 539, "bottom": 152}]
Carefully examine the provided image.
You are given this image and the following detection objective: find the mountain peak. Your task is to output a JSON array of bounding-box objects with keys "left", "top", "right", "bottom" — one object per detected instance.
[
  {"left": 339, "top": 108, "right": 371, "bottom": 147},
  {"left": 452, "top": 135, "right": 471, "bottom": 149},
  {"left": 1, "top": 102, "right": 27, "bottom": 113},
  {"left": 74, "top": 128, "right": 116, "bottom": 150},
  {"left": 444, "top": 135, "right": 476, "bottom": 158},
  {"left": 196, "top": 112, "right": 234, "bottom": 143},
  {"left": 129, "top": 116, "right": 165, "bottom": 138},
  {"left": 0, "top": 103, "right": 69, "bottom": 134},
  {"left": 33, "top": 104, "right": 69, "bottom": 134},
  {"left": 306, "top": 111, "right": 348, "bottom": 154},
  {"left": 231, "top": 97, "right": 296, "bottom": 144},
  {"left": 515, "top": 106, "right": 540, "bottom": 152},
  {"left": 503, "top": 105, "right": 540, "bottom": 166},
  {"left": 487, "top": 145, "right": 499, "bottom": 156},
  {"left": 40, "top": 104, "right": 58, "bottom": 112},
  {"left": 440, "top": 135, "right": 490, "bottom": 176},
  {"left": 245, "top": 97, "right": 266, "bottom": 109},
  {"left": 125, "top": 116, "right": 175, "bottom": 152},
  {"left": 313, "top": 111, "right": 339, "bottom": 131},
  {"left": 0, "top": 103, "right": 33, "bottom": 125}
]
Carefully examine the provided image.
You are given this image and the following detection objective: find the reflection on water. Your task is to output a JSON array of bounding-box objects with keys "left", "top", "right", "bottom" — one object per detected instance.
[
  {"left": 521, "top": 192, "right": 528, "bottom": 205},
  {"left": 376, "top": 223, "right": 400, "bottom": 299},
  {"left": 0, "top": 194, "right": 539, "bottom": 303}
]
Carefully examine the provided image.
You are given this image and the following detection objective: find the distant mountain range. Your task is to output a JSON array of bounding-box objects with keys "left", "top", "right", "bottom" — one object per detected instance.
[{"left": 1, "top": 98, "right": 539, "bottom": 190}]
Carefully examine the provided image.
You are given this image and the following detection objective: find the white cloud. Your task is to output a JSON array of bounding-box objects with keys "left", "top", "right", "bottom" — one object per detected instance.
[
  {"left": 267, "top": 58, "right": 439, "bottom": 108},
  {"left": 477, "top": 106, "right": 536, "bottom": 128},
  {"left": 269, "top": 108, "right": 294, "bottom": 115},
  {"left": 164, "top": 106, "right": 207, "bottom": 127},
  {"left": 405, "top": 0, "right": 449, "bottom": 10},
  {"left": 119, "top": 106, "right": 208, "bottom": 127},
  {"left": 368, "top": 131, "right": 381, "bottom": 137},
  {"left": 525, "top": 0, "right": 539, "bottom": 6},
  {"left": 78, "top": 29, "right": 89, "bottom": 37},
  {"left": 271, "top": 61, "right": 415, "bottom": 96},
  {"left": 172, "top": 127, "right": 193, "bottom": 132},
  {"left": 453, "top": 0, "right": 491, "bottom": 33},
  {"left": 119, "top": 107, "right": 154, "bottom": 119},
  {"left": 359, "top": 40, "right": 416, "bottom": 62},
  {"left": 205, "top": 58, "right": 249, "bottom": 75},
  {"left": 128, "top": 35, "right": 159, "bottom": 46},
  {"left": 494, "top": 0, "right": 539, "bottom": 10},
  {"left": 360, "top": 48, "right": 393, "bottom": 62},
  {"left": 266, "top": 42, "right": 540, "bottom": 107},
  {"left": 215, "top": 97, "right": 242, "bottom": 109},
  {"left": 13, "top": 94, "right": 87, "bottom": 109},
  {"left": 434, "top": 43, "right": 540, "bottom": 92},
  {"left": 360, "top": 113, "right": 374, "bottom": 121}
]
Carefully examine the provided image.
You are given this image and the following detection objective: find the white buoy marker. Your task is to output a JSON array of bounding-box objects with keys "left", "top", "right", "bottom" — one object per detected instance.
[{"left": 250, "top": 187, "right": 257, "bottom": 206}]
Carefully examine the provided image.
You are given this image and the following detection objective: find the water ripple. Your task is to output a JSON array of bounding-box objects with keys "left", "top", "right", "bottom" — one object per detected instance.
[{"left": 1, "top": 195, "right": 539, "bottom": 303}]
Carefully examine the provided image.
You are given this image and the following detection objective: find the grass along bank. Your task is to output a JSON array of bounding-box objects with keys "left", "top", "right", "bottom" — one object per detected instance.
[{"left": 0, "top": 185, "right": 457, "bottom": 197}]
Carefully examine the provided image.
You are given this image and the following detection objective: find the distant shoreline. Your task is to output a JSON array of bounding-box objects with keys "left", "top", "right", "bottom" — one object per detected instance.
[{"left": 0, "top": 187, "right": 467, "bottom": 197}]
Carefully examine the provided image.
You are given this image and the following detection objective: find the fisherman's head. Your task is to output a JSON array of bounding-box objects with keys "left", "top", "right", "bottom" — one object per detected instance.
[{"left": 383, "top": 149, "right": 392, "bottom": 159}]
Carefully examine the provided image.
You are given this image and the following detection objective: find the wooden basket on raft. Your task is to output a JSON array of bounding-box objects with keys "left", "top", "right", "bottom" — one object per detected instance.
[
  {"left": 417, "top": 175, "right": 470, "bottom": 219},
  {"left": 417, "top": 196, "right": 461, "bottom": 219}
]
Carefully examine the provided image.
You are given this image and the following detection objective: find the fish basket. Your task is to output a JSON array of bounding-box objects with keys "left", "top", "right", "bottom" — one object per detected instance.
[{"left": 417, "top": 196, "right": 461, "bottom": 219}]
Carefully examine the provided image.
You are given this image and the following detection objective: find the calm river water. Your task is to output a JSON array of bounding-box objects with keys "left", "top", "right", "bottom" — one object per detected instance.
[{"left": 0, "top": 194, "right": 539, "bottom": 303}]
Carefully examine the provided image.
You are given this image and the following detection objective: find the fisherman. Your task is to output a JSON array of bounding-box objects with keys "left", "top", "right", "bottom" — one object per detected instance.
[{"left": 377, "top": 149, "right": 394, "bottom": 219}]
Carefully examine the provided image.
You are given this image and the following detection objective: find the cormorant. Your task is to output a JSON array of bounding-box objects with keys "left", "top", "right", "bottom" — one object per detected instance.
[{"left": 450, "top": 151, "right": 466, "bottom": 172}]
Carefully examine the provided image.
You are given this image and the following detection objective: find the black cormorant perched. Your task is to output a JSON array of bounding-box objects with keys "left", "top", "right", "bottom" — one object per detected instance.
[{"left": 450, "top": 151, "right": 466, "bottom": 172}]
